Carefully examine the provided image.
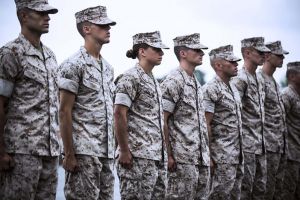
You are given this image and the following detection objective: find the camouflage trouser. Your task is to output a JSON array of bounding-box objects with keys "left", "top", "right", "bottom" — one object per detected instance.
[
  {"left": 166, "top": 163, "right": 210, "bottom": 200},
  {"left": 64, "top": 156, "right": 114, "bottom": 200},
  {"left": 209, "top": 163, "right": 244, "bottom": 200},
  {"left": 165, "top": 164, "right": 210, "bottom": 200},
  {"left": 265, "top": 152, "right": 287, "bottom": 200},
  {"left": 117, "top": 157, "right": 167, "bottom": 200},
  {"left": 281, "top": 159, "right": 300, "bottom": 200},
  {"left": 241, "top": 152, "right": 267, "bottom": 200},
  {"left": 0, "top": 154, "right": 58, "bottom": 200}
]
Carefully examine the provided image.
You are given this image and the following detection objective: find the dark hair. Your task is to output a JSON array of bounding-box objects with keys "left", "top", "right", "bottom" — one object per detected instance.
[
  {"left": 174, "top": 46, "right": 189, "bottom": 61},
  {"left": 126, "top": 43, "right": 150, "bottom": 59},
  {"left": 286, "top": 68, "right": 299, "bottom": 80},
  {"left": 76, "top": 21, "right": 92, "bottom": 37},
  {"left": 16, "top": 8, "right": 30, "bottom": 25}
]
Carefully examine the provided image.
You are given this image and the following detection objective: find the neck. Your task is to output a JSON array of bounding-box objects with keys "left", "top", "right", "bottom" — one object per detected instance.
[
  {"left": 290, "top": 82, "right": 300, "bottom": 96},
  {"left": 21, "top": 28, "right": 41, "bottom": 49},
  {"left": 262, "top": 62, "right": 276, "bottom": 76},
  {"left": 217, "top": 72, "right": 231, "bottom": 86},
  {"left": 138, "top": 59, "right": 154, "bottom": 74},
  {"left": 243, "top": 60, "right": 258, "bottom": 75},
  {"left": 180, "top": 60, "right": 196, "bottom": 77},
  {"left": 84, "top": 38, "right": 102, "bottom": 60}
]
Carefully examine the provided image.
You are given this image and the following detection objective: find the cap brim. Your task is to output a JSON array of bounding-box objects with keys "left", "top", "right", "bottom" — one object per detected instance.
[
  {"left": 148, "top": 42, "right": 169, "bottom": 49},
  {"left": 90, "top": 18, "right": 116, "bottom": 26},
  {"left": 225, "top": 55, "right": 241, "bottom": 62},
  {"left": 254, "top": 46, "right": 271, "bottom": 53},
  {"left": 273, "top": 49, "right": 289, "bottom": 55},
  {"left": 185, "top": 43, "right": 208, "bottom": 50},
  {"left": 29, "top": 5, "right": 58, "bottom": 14}
]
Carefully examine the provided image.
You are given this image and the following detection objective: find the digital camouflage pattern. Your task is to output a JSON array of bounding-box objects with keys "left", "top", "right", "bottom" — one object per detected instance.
[
  {"left": 132, "top": 31, "right": 169, "bottom": 49},
  {"left": 265, "top": 41, "right": 289, "bottom": 55},
  {"left": 241, "top": 152, "right": 267, "bottom": 200},
  {"left": 0, "top": 34, "right": 60, "bottom": 156},
  {"left": 64, "top": 156, "right": 114, "bottom": 200},
  {"left": 282, "top": 160, "right": 300, "bottom": 200},
  {"left": 209, "top": 45, "right": 241, "bottom": 62},
  {"left": 75, "top": 5, "right": 116, "bottom": 26},
  {"left": 232, "top": 67, "right": 265, "bottom": 155},
  {"left": 173, "top": 33, "right": 208, "bottom": 49},
  {"left": 114, "top": 64, "right": 166, "bottom": 161},
  {"left": 203, "top": 75, "right": 243, "bottom": 164},
  {"left": 0, "top": 154, "right": 58, "bottom": 200},
  {"left": 58, "top": 46, "right": 115, "bottom": 158},
  {"left": 265, "top": 152, "right": 286, "bottom": 200},
  {"left": 281, "top": 85, "right": 300, "bottom": 162},
  {"left": 209, "top": 163, "right": 244, "bottom": 200},
  {"left": 160, "top": 67, "right": 210, "bottom": 166},
  {"left": 14, "top": 0, "right": 58, "bottom": 14},
  {"left": 166, "top": 164, "right": 211, "bottom": 200},
  {"left": 287, "top": 61, "right": 300, "bottom": 72},
  {"left": 257, "top": 69, "right": 286, "bottom": 153},
  {"left": 241, "top": 37, "right": 270, "bottom": 52},
  {"left": 117, "top": 157, "right": 167, "bottom": 200}
]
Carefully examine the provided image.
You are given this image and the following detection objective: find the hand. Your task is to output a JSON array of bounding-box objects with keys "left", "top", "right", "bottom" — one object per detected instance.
[
  {"left": 63, "top": 154, "right": 79, "bottom": 173},
  {"left": 168, "top": 155, "right": 177, "bottom": 172},
  {"left": 118, "top": 150, "right": 133, "bottom": 169},
  {"left": 0, "top": 153, "right": 15, "bottom": 171}
]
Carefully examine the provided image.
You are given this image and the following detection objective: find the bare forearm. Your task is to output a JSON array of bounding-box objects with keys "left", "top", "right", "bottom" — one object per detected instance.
[
  {"left": 59, "top": 110, "right": 75, "bottom": 156},
  {"left": 163, "top": 123, "right": 172, "bottom": 156},
  {"left": 115, "top": 112, "right": 129, "bottom": 152}
]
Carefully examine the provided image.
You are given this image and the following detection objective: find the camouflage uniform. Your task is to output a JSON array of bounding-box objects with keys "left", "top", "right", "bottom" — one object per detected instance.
[
  {"left": 0, "top": 32, "right": 60, "bottom": 199},
  {"left": 281, "top": 66, "right": 300, "bottom": 200},
  {"left": 232, "top": 37, "right": 270, "bottom": 200},
  {"left": 257, "top": 41, "right": 289, "bottom": 200},
  {"left": 203, "top": 45, "right": 244, "bottom": 200},
  {"left": 115, "top": 31, "right": 169, "bottom": 199},
  {"left": 160, "top": 33, "right": 210, "bottom": 200},
  {"left": 58, "top": 46, "right": 115, "bottom": 199}
]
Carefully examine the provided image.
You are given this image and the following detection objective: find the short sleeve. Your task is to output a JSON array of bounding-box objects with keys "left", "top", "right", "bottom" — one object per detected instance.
[
  {"left": 203, "top": 84, "right": 218, "bottom": 113},
  {"left": 114, "top": 74, "right": 138, "bottom": 107},
  {"left": 281, "top": 89, "right": 291, "bottom": 113},
  {"left": 160, "top": 77, "right": 182, "bottom": 113},
  {"left": 58, "top": 61, "right": 80, "bottom": 94},
  {"left": 0, "top": 50, "right": 20, "bottom": 97}
]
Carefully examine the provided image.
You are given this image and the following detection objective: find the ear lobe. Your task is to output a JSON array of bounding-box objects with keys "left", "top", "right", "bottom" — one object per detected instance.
[{"left": 83, "top": 25, "right": 90, "bottom": 35}]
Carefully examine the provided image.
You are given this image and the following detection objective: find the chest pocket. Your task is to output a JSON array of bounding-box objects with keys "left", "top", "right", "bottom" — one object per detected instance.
[
  {"left": 136, "top": 86, "right": 156, "bottom": 110},
  {"left": 23, "top": 59, "right": 47, "bottom": 86},
  {"left": 82, "top": 68, "right": 101, "bottom": 91}
]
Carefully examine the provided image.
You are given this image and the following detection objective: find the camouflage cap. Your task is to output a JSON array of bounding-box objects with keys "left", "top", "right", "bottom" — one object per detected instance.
[
  {"left": 266, "top": 41, "right": 289, "bottom": 55},
  {"left": 75, "top": 6, "right": 116, "bottom": 26},
  {"left": 209, "top": 45, "right": 241, "bottom": 62},
  {"left": 241, "top": 37, "right": 270, "bottom": 52},
  {"left": 15, "top": 0, "right": 58, "bottom": 14},
  {"left": 173, "top": 33, "right": 208, "bottom": 49},
  {"left": 287, "top": 61, "right": 300, "bottom": 72},
  {"left": 132, "top": 31, "right": 169, "bottom": 49}
]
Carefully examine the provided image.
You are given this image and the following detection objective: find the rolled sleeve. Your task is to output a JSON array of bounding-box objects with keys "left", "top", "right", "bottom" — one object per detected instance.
[
  {"left": 0, "top": 79, "right": 14, "bottom": 97},
  {"left": 203, "top": 99, "right": 215, "bottom": 113},
  {"left": 115, "top": 93, "right": 132, "bottom": 107},
  {"left": 58, "top": 77, "right": 79, "bottom": 94},
  {"left": 162, "top": 99, "right": 175, "bottom": 113}
]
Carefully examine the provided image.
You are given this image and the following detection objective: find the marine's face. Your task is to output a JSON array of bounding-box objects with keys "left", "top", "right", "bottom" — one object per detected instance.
[
  {"left": 221, "top": 59, "right": 239, "bottom": 77},
  {"left": 270, "top": 53, "right": 285, "bottom": 68},
  {"left": 250, "top": 48, "right": 265, "bottom": 66},
  {"left": 184, "top": 48, "right": 205, "bottom": 67},
  {"left": 143, "top": 46, "right": 164, "bottom": 66},
  {"left": 89, "top": 24, "right": 111, "bottom": 44},
  {"left": 24, "top": 9, "right": 51, "bottom": 34}
]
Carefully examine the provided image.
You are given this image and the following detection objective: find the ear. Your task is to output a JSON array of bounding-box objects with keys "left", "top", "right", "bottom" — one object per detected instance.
[
  {"left": 179, "top": 49, "right": 186, "bottom": 58},
  {"left": 83, "top": 24, "right": 91, "bottom": 35},
  {"left": 215, "top": 60, "right": 223, "bottom": 70},
  {"left": 139, "top": 48, "right": 146, "bottom": 57}
]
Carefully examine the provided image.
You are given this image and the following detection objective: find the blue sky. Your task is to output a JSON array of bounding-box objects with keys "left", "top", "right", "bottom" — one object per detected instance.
[{"left": 1, "top": 0, "right": 299, "bottom": 83}]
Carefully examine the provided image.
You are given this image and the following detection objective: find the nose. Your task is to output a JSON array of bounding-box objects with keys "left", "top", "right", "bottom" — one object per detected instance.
[{"left": 159, "top": 50, "right": 164, "bottom": 56}]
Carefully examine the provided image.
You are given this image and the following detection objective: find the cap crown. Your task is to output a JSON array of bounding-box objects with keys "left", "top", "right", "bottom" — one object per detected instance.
[
  {"left": 75, "top": 6, "right": 116, "bottom": 25},
  {"left": 132, "top": 31, "right": 169, "bottom": 49},
  {"left": 209, "top": 45, "right": 241, "bottom": 62},
  {"left": 173, "top": 33, "right": 208, "bottom": 49},
  {"left": 266, "top": 41, "right": 289, "bottom": 55}
]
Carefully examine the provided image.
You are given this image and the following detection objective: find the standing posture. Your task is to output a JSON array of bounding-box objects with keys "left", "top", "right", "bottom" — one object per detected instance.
[
  {"left": 0, "top": 0, "right": 60, "bottom": 199},
  {"left": 204, "top": 45, "right": 244, "bottom": 200},
  {"left": 232, "top": 37, "right": 270, "bottom": 200},
  {"left": 160, "top": 33, "right": 211, "bottom": 200},
  {"left": 58, "top": 6, "right": 116, "bottom": 200},
  {"left": 114, "top": 31, "right": 169, "bottom": 200},
  {"left": 281, "top": 62, "right": 300, "bottom": 200},
  {"left": 257, "top": 41, "right": 289, "bottom": 200}
]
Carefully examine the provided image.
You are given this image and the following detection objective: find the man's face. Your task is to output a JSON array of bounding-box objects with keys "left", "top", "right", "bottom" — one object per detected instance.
[
  {"left": 269, "top": 53, "right": 285, "bottom": 68},
  {"left": 24, "top": 10, "right": 51, "bottom": 34},
  {"left": 89, "top": 24, "right": 111, "bottom": 44},
  {"left": 220, "top": 59, "right": 239, "bottom": 78},
  {"left": 249, "top": 48, "right": 265, "bottom": 66},
  {"left": 184, "top": 48, "right": 205, "bottom": 67}
]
